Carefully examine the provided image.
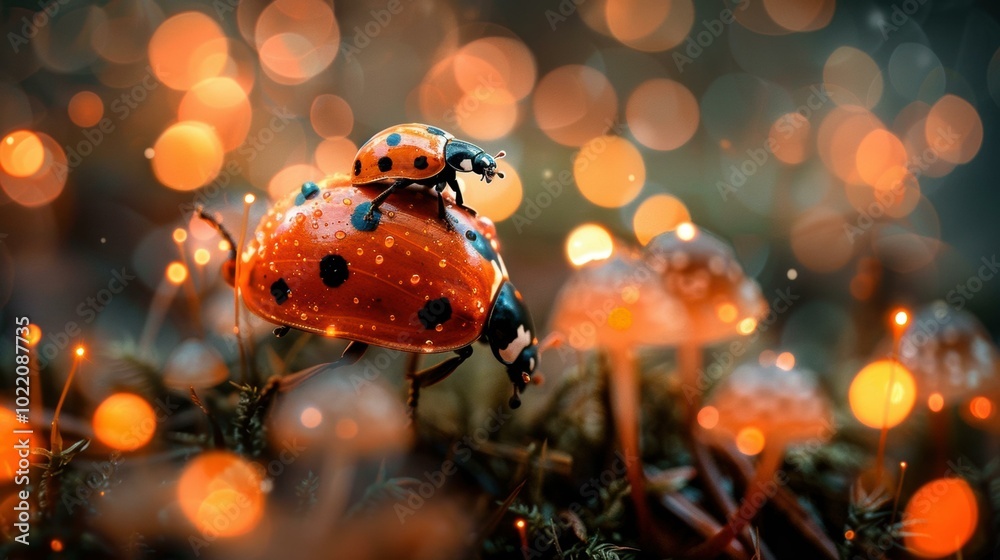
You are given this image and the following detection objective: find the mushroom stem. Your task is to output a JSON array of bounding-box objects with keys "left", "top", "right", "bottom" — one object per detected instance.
[
  {"left": 690, "top": 430, "right": 759, "bottom": 555},
  {"left": 687, "top": 446, "right": 784, "bottom": 559},
  {"left": 605, "top": 347, "right": 651, "bottom": 535},
  {"left": 316, "top": 450, "right": 356, "bottom": 529},
  {"left": 678, "top": 343, "right": 703, "bottom": 426}
]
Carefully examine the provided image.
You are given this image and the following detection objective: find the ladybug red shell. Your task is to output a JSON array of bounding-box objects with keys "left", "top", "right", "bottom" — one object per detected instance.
[
  {"left": 352, "top": 123, "right": 505, "bottom": 222},
  {"left": 204, "top": 174, "right": 538, "bottom": 404}
]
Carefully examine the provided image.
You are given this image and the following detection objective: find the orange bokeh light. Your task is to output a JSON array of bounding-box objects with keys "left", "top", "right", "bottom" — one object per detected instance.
[
  {"left": 626, "top": 79, "right": 699, "bottom": 151},
  {"left": 903, "top": 478, "right": 978, "bottom": 558},
  {"left": 632, "top": 194, "right": 691, "bottom": 245},
  {"left": 970, "top": 397, "right": 993, "bottom": 420},
  {"left": 848, "top": 359, "right": 917, "bottom": 429},
  {"left": 459, "top": 161, "right": 522, "bottom": 222},
  {"left": 697, "top": 406, "right": 719, "bottom": 430},
  {"left": 856, "top": 129, "right": 908, "bottom": 188},
  {"left": 268, "top": 164, "right": 324, "bottom": 200},
  {"left": 166, "top": 262, "right": 189, "bottom": 285},
  {"left": 92, "top": 393, "right": 156, "bottom": 451},
  {"left": 152, "top": 122, "right": 224, "bottom": 191},
  {"left": 565, "top": 224, "right": 614, "bottom": 267},
  {"left": 178, "top": 451, "right": 264, "bottom": 537},
  {"left": 823, "top": 46, "right": 883, "bottom": 109},
  {"left": 769, "top": 113, "right": 811, "bottom": 165},
  {"left": 0, "top": 131, "right": 45, "bottom": 178},
  {"left": 574, "top": 136, "right": 645, "bottom": 208},
  {"left": 68, "top": 91, "right": 104, "bottom": 128},
  {"left": 928, "top": 392, "right": 944, "bottom": 412},
  {"left": 309, "top": 94, "right": 354, "bottom": 139},
  {"left": 534, "top": 65, "right": 617, "bottom": 147},
  {"left": 149, "top": 12, "right": 228, "bottom": 91},
  {"left": 925, "top": 94, "right": 983, "bottom": 164},
  {"left": 314, "top": 137, "right": 358, "bottom": 178},
  {"left": 735, "top": 426, "right": 766, "bottom": 456},
  {"left": 178, "top": 77, "right": 252, "bottom": 151},
  {"left": 775, "top": 352, "right": 795, "bottom": 371},
  {"left": 605, "top": 0, "right": 694, "bottom": 52}
]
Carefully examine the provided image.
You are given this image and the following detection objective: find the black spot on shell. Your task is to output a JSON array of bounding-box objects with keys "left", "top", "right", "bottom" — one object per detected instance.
[
  {"left": 377, "top": 156, "right": 393, "bottom": 172},
  {"left": 386, "top": 132, "right": 401, "bottom": 146},
  {"left": 319, "top": 254, "right": 349, "bottom": 287},
  {"left": 270, "top": 279, "right": 290, "bottom": 305},
  {"left": 413, "top": 155, "right": 429, "bottom": 170},
  {"left": 353, "top": 159, "right": 361, "bottom": 176},
  {"left": 418, "top": 297, "right": 452, "bottom": 329},
  {"left": 465, "top": 230, "right": 477, "bottom": 241},
  {"left": 426, "top": 126, "right": 447, "bottom": 136}
]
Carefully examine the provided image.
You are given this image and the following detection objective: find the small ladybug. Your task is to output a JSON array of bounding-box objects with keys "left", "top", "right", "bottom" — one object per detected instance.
[
  {"left": 352, "top": 123, "right": 505, "bottom": 224},
  {"left": 200, "top": 175, "right": 537, "bottom": 408}
]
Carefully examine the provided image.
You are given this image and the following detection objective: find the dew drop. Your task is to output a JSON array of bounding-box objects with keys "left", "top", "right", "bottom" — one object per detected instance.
[
  {"left": 438, "top": 259, "right": 447, "bottom": 268},
  {"left": 387, "top": 211, "right": 395, "bottom": 218},
  {"left": 322, "top": 191, "right": 332, "bottom": 199},
  {"left": 312, "top": 305, "right": 319, "bottom": 312},
  {"left": 313, "top": 209, "right": 323, "bottom": 218},
  {"left": 293, "top": 240, "right": 300, "bottom": 246},
  {"left": 389, "top": 314, "right": 396, "bottom": 321},
  {"left": 424, "top": 340, "right": 434, "bottom": 347},
  {"left": 353, "top": 297, "right": 359, "bottom": 304},
  {"left": 343, "top": 198, "right": 352, "bottom": 205},
  {"left": 405, "top": 250, "right": 412, "bottom": 256},
  {"left": 300, "top": 313, "right": 308, "bottom": 320},
  {"left": 311, "top": 221, "right": 319, "bottom": 229},
  {"left": 335, "top": 231, "right": 346, "bottom": 240},
  {"left": 371, "top": 325, "right": 376, "bottom": 331},
  {"left": 357, "top": 247, "right": 364, "bottom": 256},
  {"left": 410, "top": 274, "right": 420, "bottom": 284},
  {"left": 294, "top": 213, "right": 305, "bottom": 223},
  {"left": 435, "top": 324, "right": 443, "bottom": 332},
  {"left": 375, "top": 255, "right": 384, "bottom": 264},
  {"left": 384, "top": 236, "right": 395, "bottom": 248}
]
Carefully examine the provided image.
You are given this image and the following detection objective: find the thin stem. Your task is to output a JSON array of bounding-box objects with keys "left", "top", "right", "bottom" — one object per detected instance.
[
  {"left": 50, "top": 354, "right": 82, "bottom": 455},
  {"left": 605, "top": 347, "right": 651, "bottom": 536},
  {"left": 678, "top": 343, "right": 702, "bottom": 428}
]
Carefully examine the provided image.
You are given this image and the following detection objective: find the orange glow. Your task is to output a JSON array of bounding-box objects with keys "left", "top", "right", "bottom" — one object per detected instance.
[
  {"left": 758, "top": 350, "right": 777, "bottom": 367},
  {"left": 51, "top": 539, "right": 63, "bottom": 552},
  {"left": 193, "top": 249, "right": 211, "bottom": 266},
  {"left": 716, "top": 303, "right": 738, "bottom": 323},
  {"left": 925, "top": 94, "right": 983, "bottom": 164},
  {"left": 735, "top": 427, "right": 766, "bottom": 456},
  {"left": 255, "top": 0, "right": 339, "bottom": 85},
  {"left": 166, "top": 262, "right": 189, "bottom": 284},
  {"left": 453, "top": 37, "right": 536, "bottom": 101},
  {"left": 534, "top": 65, "right": 617, "bottom": 147},
  {"left": 970, "top": 397, "right": 993, "bottom": 420},
  {"left": 903, "top": 478, "right": 978, "bottom": 557},
  {"left": 844, "top": 529, "right": 855, "bottom": 541},
  {"left": 173, "top": 228, "right": 188, "bottom": 243},
  {"left": 309, "top": 94, "right": 354, "bottom": 139},
  {"left": 791, "top": 207, "right": 854, "bottom": 272},
  {"left": 848, "top": 360, "right": 917, "bottom": 429},
  {"left": 817, "top": 106, "right": 885, "bottom": 184},
  {"left": 676, "top": 222, "right": 696, "bottom": 241},
  {"left": 775, "top": 352, "right": 795, "bottom": 371},
  {"left": 737, "top": 318, "right": 757, "bottom": 335},
  {"left": 458, "top": 161, "right": 523, "bottom": 222},
  {"left": 856, "top": 129, "right": 908, "bottom": 188},
  {"left": 574, "top": 136, "right": 645, "bottom": 208},
  {"left": 626, "top": 79, "right": 699, "bottom": 151},
  {"left": 25, "top": 324, "right": 42, "bottom": 346},
  {"left": 764, "top": 0, "right": 834, "bottom": 31},
  {"left": 244, "top": 193, "right": 255, "bottom": 205},
  {"left": 0, "top": 131, "right": 45, "bottom": 178},
  {"left": 697, "top": 406, "right": 720, "bottom": 430},
  {"left": 607, "top": 307, "right": 633, "bottom": 331},
  {"left": 515, "top": 518, "right": 526, "bottom": 529},
  {"left": 75, "top": 345, "right": 85, "bottom": 357},
  {"left": 300, "top": 406, "right": 322, "bottom": 429},
  {"left": 178, "top": 77, "right": 252, "bottom": 151},
  {"left": 149, "top": 12, "right": 228, "bottom": 90},
  {"left": 565, "top": 224, "right": 614, "bottom": 267},
  {"left": 92, "top": 393, "right": 156, "bottom": 451},
  {"left": 268, "top": 164, "right": 324, "bottom": 200},
  {"left": 178, "top": 452, "right": 263, "bottom": 537},
  {"left": 769, "top": 113, "right": 811, "bottom": 165},
  {"left": 152, "top": 122, "right": 224, "bottom": 191},
  {"left": 928, "top": 393, "right": 944, "bottom": 412},
  {"left": 68, "top": 91, "right": 104, "bottom": 128},
  {"left": 633, "top": 194, "right": 691, "bottom": 245},
  {"left": 893, "top": 309, "right": 909, "bottom": 327},
  {"left": 606, "top": 0, "right": 694, "bottom": 51},
  {"left": 454, "top": 88, "right": 519, "bottom": 141}
]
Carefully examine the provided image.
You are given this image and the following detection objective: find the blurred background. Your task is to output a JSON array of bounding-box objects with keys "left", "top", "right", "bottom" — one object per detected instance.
[{"left": 1, "top": 0, "right": 1000, "bottom": 558}]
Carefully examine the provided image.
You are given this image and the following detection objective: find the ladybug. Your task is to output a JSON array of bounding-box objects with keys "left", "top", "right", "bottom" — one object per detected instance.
[
  {"left": 352, "top": 123, "right": 506, "bottom": 224},
  {"left": 200, "top": 174, "right": 538, "bottom": 408}
]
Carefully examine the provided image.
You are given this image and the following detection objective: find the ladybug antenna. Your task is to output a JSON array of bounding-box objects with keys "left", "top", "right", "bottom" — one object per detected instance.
[
  {"left": 495, "top": 150, "right": 506, "bottom": 159},
  {"left": 196, "top": 206, "right": 238, "bottom": 287}
]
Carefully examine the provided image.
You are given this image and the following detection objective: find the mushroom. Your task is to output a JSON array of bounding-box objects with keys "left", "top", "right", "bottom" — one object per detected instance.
[
  {"left": 271, "top": 362, "right": 412, "bottom": 529},
  {"left": 162, "top": 338, "right": 230, "bottom": 390},
  {"left": 642, "top": 223, "right": 768, "bottom": 423},
  {"left": 693, "top": 362, "right": 835, "bottom": 556},
  {"left": 898, "top": 300, "right": 1000, "bottom": 413},
  {"left": 550, "top": 249, "right": 685, "bottom": 533}
]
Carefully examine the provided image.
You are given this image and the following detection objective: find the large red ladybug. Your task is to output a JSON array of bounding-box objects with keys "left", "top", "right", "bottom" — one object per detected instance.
[
  {"left": 352, "top": 123, "right": 505, "bottom": 224},
  {"left": 200, "top": 174, "right": 538, "bottom": 407}
]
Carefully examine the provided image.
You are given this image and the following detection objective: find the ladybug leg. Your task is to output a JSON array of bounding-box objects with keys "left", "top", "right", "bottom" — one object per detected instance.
[
  {"left": 366, "top": 179, "right": 409, "bottom": 221},
  {"left": 271, "top": 341, "right": 371, "bottom": 392},
  {"left": 406, "top": 345, "right": 473, "bottom": 414},
  {"left": 448, "top": 178, "right": 476, "bottom": 216},
  {"left": 433, "top": 188, "right": 458, "bottom": 232}
]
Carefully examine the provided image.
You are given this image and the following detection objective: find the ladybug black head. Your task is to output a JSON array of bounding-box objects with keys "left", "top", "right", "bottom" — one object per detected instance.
[{"left": 474, "top": 150, "right": 506, "bottom": 183}]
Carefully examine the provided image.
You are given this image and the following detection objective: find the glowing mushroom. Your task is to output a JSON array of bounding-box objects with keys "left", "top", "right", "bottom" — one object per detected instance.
[
  {"left": 642, "top": 224, "right": 767, "bottom": 421},
  {"left": 899, "top": 301, "right": 1000, "bottom": 415},
  {"left": 162, "top": 338, "right": 230, "bottom": 390},
  {"left": 550, "top": 250, "right": 685, "bottom": 533},
  {"left": 272, "top": 363, "right": 412, "bottom": 523},
  {"left": 694, "top": 363, "right": 834, "bottom": 556}
]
